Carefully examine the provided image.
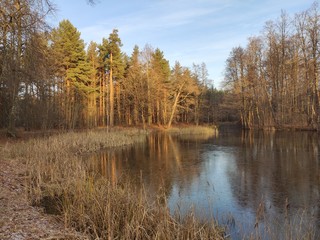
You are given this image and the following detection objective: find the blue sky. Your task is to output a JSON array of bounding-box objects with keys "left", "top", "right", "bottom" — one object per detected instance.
[{"left": 49, "top": 0, "right": 316, "bottom": 88}]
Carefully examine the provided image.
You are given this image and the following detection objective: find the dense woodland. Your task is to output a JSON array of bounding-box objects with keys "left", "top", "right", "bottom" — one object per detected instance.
[
  {"left": 0, "top": 0, "right": 225, "bottom": 133},
  {"left": 1, "top": 0, "right": 320, "bottom": 132}
]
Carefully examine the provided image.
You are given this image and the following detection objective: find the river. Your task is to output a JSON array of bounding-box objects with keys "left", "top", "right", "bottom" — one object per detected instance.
[{"left": 85, "top": 129, "right": 320, "bottom": 239}]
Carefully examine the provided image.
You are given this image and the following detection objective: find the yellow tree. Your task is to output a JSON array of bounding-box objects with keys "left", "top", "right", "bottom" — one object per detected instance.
[{"left": 167, "top": 62, "right": 200, "bottom": 128}]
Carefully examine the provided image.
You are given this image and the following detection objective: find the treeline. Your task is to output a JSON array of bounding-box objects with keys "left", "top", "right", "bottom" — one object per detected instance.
[
  {"left": 0, "top": 0, "right": 224, "bottom": 132},
  {"left": 224, "top": 2, "right": 320, "bottom": 131}
]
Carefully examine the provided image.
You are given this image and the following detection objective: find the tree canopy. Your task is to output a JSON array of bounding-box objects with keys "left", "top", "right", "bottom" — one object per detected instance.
[
  {"left": 1, "top": 1, "right": 319, "bottom": 131},
  {"left": 224, "top": 3, "right": 320, "bottom": 130}
]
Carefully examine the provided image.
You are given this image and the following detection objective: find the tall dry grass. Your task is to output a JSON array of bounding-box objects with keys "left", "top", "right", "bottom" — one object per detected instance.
[
  {"left": 235, "top": 199, "right": 317, "bottom": 240},
  {"left": 165, "top": 126, "right": 218, "bottom": 137},
  {"left": 4, "top": 128, "right": 224, "bottom": 240}
]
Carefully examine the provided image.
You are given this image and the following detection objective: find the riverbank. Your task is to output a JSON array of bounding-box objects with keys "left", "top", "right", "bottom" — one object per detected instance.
[
  {"left": 0, "top": 156, "right": 88, "bottom": 239},
  {"left": 0, "top": 127, "right": 224, "bottom": 240}
]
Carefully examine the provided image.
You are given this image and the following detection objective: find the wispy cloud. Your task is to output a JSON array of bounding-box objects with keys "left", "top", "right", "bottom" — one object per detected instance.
[
  {"left": 80, "top": 4, "right": 220, "bottom": 37},
  {"left": 55, "top": 0, "right": 315, "bottom": 88}
]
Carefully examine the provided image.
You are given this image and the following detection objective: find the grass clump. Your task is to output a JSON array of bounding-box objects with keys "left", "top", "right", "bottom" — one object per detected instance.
[
  {"left": 165, "top": 126, "right": 218, "bottom": 140},
  {"left": 165, "top": 125, "right": 217, "bottom": 134},
  {"left": 56, "top": 177, "right": 224, "bottom": 239},
  {"left": 5, "top": 128, "right": 225, "bottom": 240}
]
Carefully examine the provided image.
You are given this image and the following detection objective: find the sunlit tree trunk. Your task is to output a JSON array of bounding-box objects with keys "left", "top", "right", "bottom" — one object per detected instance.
[
  {"left": 167, "top": 90, "right": 181, "bottom": 128},
  {"left": 109, "top": 52, "right": 114, "bottom": 127}
]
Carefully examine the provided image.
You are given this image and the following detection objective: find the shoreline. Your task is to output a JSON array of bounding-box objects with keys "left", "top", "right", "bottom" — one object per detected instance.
[
  {"left": 0, "top": 157, "right": 88, "bottom": 240},
  {"left": 0, "top": 127, "right": 224, "bottom": 240}
]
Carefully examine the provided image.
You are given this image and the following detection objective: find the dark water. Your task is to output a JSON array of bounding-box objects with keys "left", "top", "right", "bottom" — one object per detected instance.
[{"left": 85, "top": 130, "right": 320, "bottom": 239}]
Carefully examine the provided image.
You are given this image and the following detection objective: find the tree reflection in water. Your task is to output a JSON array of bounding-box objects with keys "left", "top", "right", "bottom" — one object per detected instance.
[{"left": 84, "top": 130, "right": 319, "bottom": 239}]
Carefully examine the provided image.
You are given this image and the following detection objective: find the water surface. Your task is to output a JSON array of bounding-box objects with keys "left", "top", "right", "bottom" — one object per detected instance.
[{"left": 86, "top": 130, "right": 320, "bottom": 239}]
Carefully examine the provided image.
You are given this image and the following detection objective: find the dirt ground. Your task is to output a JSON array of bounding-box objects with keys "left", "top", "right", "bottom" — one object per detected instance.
[{"left": 0, "top": 136, "right": 88, "bottom": 240}]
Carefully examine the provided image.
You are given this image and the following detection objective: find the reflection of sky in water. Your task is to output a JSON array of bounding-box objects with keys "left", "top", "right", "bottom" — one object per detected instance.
[
  {"left": 90, "top": 131, "right": 320, "bottom": 239},
  {"left": 168, "top": 147, "right": 257, "bottom": 238}
]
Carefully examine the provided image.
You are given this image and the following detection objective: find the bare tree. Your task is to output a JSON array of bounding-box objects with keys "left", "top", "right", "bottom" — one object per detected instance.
[{"left": 0, "top": 0, "right": 54, "bottom": 134}]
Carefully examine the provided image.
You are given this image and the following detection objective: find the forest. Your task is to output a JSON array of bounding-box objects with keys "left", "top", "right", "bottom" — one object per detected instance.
[
  {"left": 224, "top": 2, "right": 320, "bottom": 131},
  {"left": 0, "top": 0, "right": 225, "bottom": 134},
  {"left": 1, "top": 0, "right": 320, "bottom": 132}
]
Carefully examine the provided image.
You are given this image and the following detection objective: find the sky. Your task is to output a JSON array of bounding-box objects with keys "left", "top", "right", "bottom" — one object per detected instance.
[{"left": 49, "top": 0, "right": 316, "bottom": 88}]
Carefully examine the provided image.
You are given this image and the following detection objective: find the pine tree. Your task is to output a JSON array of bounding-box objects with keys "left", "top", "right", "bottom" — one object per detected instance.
[
  {"left": 50, "top": 19, "right": 92, "bottom": 129},
  {"left": 123, "top": 45, "right": 147, "bottom": 125},
  {"left": 86, "top": 41, "right": 100, "bottom": 127},
  {"left": 150, "top": 48, "right": 170, "bottom": 125},
  {"left": 98, "top": 29, "right": 125, "bottom": 126}
]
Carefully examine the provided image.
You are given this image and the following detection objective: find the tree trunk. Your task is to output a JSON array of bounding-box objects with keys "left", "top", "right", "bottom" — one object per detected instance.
[
  {"left": 167, "top": 91, "right": 181, "bottom": 128},
  {"left": 109, "top": 52, "right": 114, "bottom": 126}
]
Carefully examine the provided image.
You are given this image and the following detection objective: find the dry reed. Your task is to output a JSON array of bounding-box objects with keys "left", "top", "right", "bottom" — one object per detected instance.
[
  {"left": 165, "top": 126, "right": 218, "bottom": 136},
  {"left": 4, "top": 128, "right": 225, "bottom": 240}
]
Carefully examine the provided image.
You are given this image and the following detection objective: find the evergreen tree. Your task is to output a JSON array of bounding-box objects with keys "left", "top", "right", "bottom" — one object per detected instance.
[
  {"left": 150, "top": 48, "right": 170, "bottom": 125},
  {"left": 123, "top": 45, "right": 148, "bottom": 125},
  {"left": 50, "top": 19, "right": 92, "bottom": 129},
  {"left": 97, "top": 30, "right": 125, "bottom": 126},
  {"left": 86, "top": 41, "right": 100, "bottom": 127},
  {"left": 107, "top": 29, "right": 125, "bottom": 126}
]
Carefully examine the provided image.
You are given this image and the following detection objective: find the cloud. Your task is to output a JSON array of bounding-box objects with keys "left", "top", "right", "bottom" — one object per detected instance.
[
  {"left": 81, "top": 4, "right": 220, "bottom": 37},
  {"left": 65, "top": 0, "right": 315, "bottom": 88}
]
